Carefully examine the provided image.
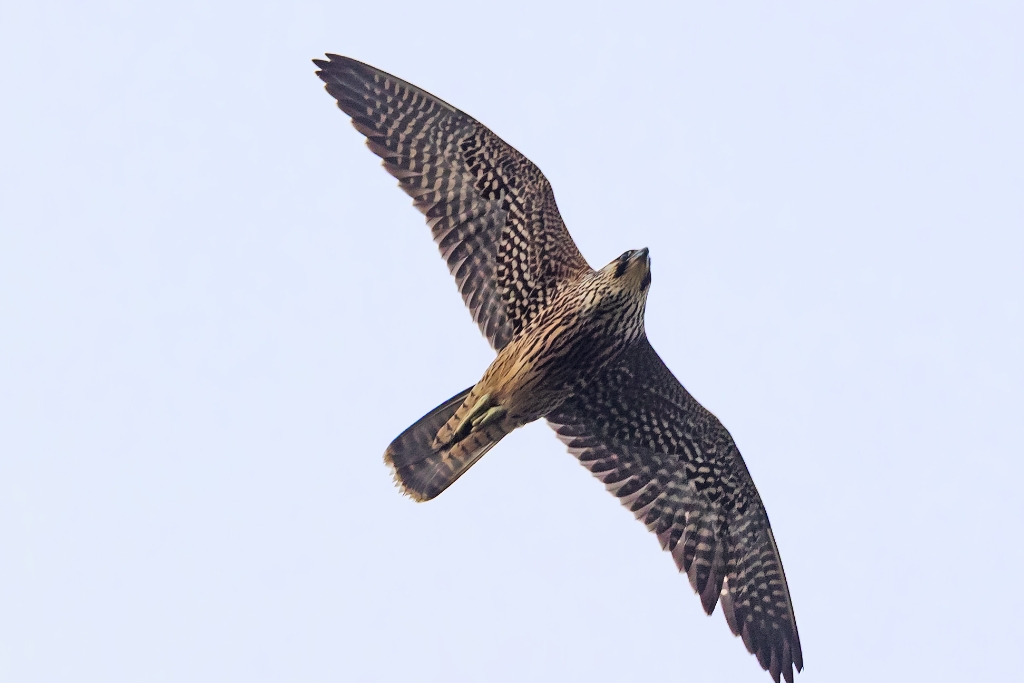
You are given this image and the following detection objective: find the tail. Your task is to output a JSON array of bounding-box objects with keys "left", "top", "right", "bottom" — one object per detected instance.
[{"left": 384, "top": 387, "right": 509, "bottom": 501}]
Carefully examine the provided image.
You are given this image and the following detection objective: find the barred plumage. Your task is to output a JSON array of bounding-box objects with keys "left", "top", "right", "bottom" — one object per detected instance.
[
  {"left": 315, "top": 54, "right": 588, "bottom": 350},
  {"left": 316, "top": 54, "right": 803, "bottom": 682}
]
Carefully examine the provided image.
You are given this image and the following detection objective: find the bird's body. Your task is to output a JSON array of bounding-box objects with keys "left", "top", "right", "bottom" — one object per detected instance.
[
  {"left": 473, "top": 249, "right": 651, "bottom": 425},
  {"left": 397, "top": 249, "right": 653, "bottom": 502},
  {"left": 315, "top": 55, "right": 803, "bottom": 682}
]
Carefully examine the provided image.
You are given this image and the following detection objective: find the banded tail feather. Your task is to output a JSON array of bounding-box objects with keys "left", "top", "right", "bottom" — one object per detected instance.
[{"left": 384, "top": 387, "right": 508, "bottom": 501}]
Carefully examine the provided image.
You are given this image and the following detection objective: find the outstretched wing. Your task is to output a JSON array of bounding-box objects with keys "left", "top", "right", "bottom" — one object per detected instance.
[
  {"left": 315, "top": 55, "right": 591, "bottom": 351},
  {"left": 547, "top": 339, "right": 803, "bottom": 683}
]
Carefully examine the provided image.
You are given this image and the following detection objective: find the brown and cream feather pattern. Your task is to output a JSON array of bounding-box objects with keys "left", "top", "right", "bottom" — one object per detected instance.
[
  {"left": 547, "top": 339, "right": 803, "bottom": 681},
  {"left": 316, "top": 54, "right": 803, "bottom": 682},
  {"left": 315, "top": 54, "right": 589, "bottom": 350}
]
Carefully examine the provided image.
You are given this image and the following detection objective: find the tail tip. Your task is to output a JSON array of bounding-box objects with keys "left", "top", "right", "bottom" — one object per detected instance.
[{"left": 383, "top": 448, "right": 430, "bottom": 503}]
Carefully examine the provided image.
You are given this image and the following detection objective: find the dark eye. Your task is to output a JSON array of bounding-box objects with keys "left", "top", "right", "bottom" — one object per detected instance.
[{"left": 614, "top": 251, "right": 631, "bottom": 278}]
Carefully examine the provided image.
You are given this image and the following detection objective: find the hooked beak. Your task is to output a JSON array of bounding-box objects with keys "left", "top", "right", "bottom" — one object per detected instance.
[
  {"left": 632, "top": 248, "right": 652, "bottom": 290},
  {"left": 630, "top": 247, "right": 650, "bottom": 265}
]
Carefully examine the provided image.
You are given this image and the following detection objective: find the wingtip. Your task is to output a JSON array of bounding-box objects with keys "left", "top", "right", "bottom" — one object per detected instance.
[
  {"left": 312, "top": 53, "right": 352, "bottom": 80},
  {"left": 313, "top": 52, "right": 344, "bottom": 64},
  {"left": 769, "top": 648, "right": 782, "bottom": 683}
]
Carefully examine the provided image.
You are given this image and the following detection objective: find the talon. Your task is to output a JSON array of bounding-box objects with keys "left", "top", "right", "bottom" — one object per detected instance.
[
  {"left": 471, "top": 405, "right": 507, "bottom": 430},
  {"left": 450, "top": 393, "right": 495, "bottom": 444}
]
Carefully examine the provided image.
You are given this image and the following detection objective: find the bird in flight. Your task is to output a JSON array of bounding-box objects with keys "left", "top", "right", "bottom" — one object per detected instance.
[{"left": 314, "top": 55, "right": 803, "bottom": 682}]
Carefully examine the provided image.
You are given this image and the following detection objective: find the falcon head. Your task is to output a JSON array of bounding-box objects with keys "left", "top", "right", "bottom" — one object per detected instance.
[
  {"left": 581, "top": 247, "right": 652, "bottom": 344},
  {"left": 607, "top": 247, "right": 652, "bottom": 293}
]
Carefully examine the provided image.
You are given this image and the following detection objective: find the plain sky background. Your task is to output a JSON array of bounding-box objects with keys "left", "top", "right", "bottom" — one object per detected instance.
[{"left": 1, "top": 1, "right": 1022, "bottom": 681}]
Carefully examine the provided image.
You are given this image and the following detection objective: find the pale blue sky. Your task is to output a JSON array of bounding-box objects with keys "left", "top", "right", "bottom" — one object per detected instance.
[{"left": 1, "top": 1, "right": 1022, "bottom": 681}]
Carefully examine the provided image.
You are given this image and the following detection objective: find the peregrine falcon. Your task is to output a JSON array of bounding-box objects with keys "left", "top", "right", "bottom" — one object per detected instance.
[{"left": 315, "top": 55, "right": 803, "bottom": 682}]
